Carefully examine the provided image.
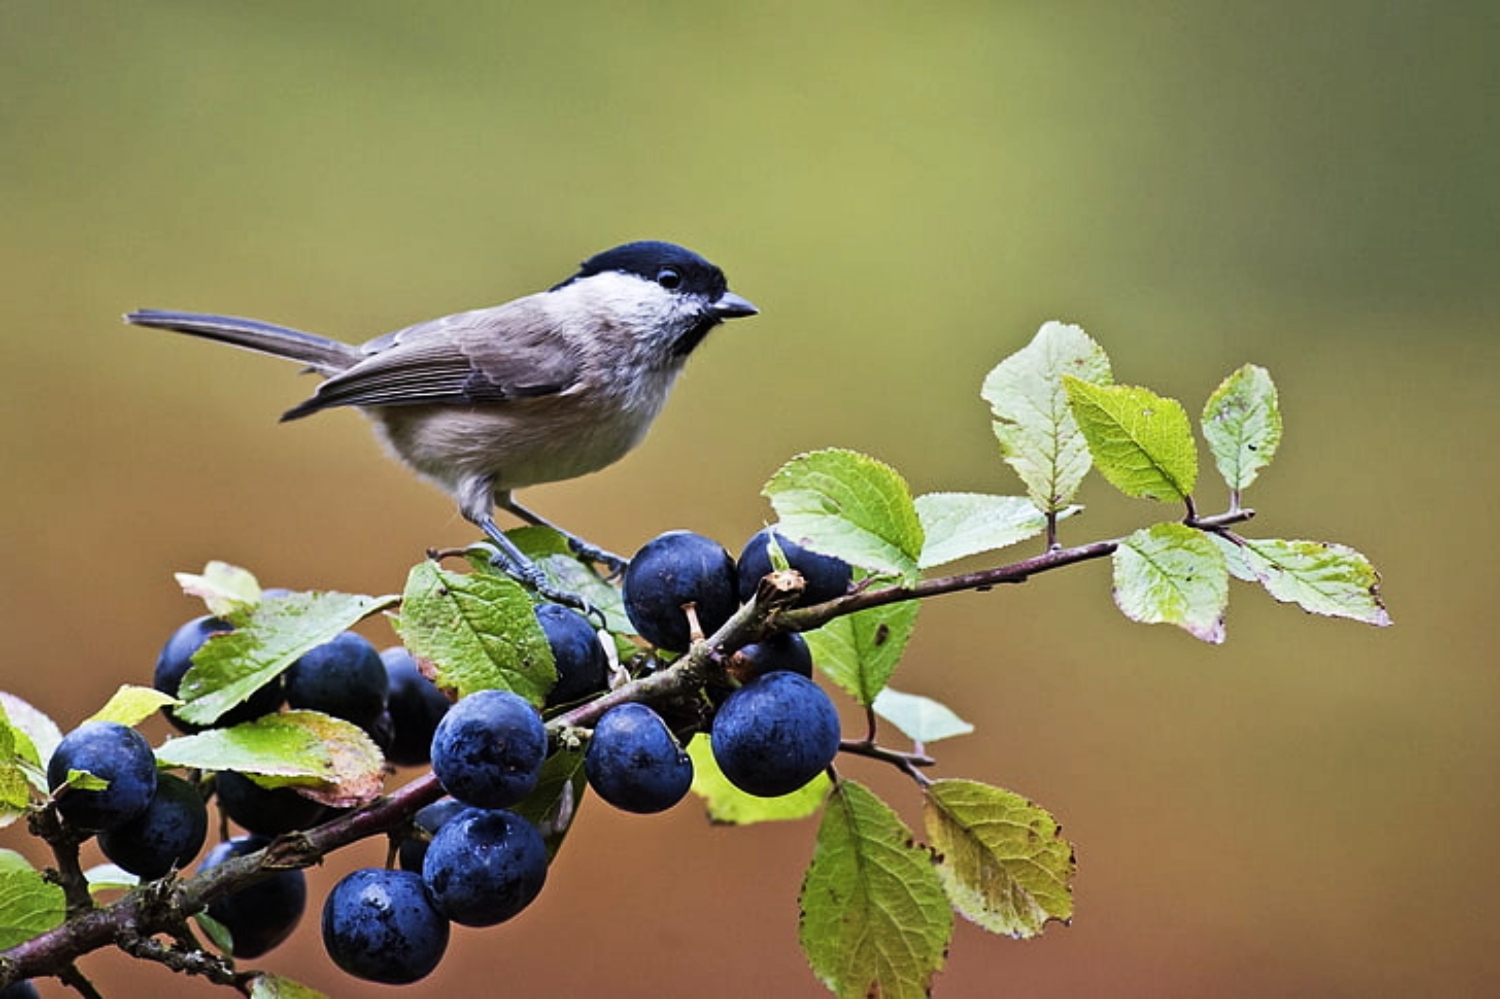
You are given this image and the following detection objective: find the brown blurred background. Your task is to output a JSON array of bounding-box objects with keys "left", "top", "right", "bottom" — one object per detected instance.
[{"left": 3, "top": 2, "right": 1497, "bottom": 996}]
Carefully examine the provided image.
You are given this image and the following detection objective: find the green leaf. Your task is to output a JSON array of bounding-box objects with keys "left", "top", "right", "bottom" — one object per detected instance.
[
  {"left": 687, "top": 733, "right": 830, "bottom": 824},
  {"left": 176, "top": 590, "right": 397, "bottom": 726},
  {"left": 1113, "top": 523, "right": 1229, "bottom": 642},
  {"left": 0, "top": 692, "right": 61, "bottom": 771},
  {"left": 195, "top": 910, "right": 235, "bottom": 957},
  {"left": 60, "top": 769, "right": 110, "bottom": 792},
  {"left": 156, "top": 711, "right": 385, "bottom": 807},
  {"left": 0, "top": 719, "right": 30, "bottom": 828},
  {"left": 395, "top": 561, "right": 555, "bottom": 704},
  {"left": 764, "top": 449, "right": 924, "bottom": 582},
  {"left": 799, "top": 780, "right": 951, "bottom": 999},
  {"left": 914, "top": 492, "right": 1075, "bottom": 569},
  {"left": 0, "top": 851, "right": 66, "bottom": 948},
  {"left": 1234, "top": 538, "right": 1392, "bottom": 626},
  {"left": 924, "top": 779, "right": 1076, "bottom": 937},
  {"left": 248, "top": 974, "right": 330, "bottom": 999},
  {"left": 511, "top": 744, "right": 588, "bottom": 858},
  {"left": 1202, "top": 364, "right": 1282, "bottom": 496},
  {"left": 871, "top": 687, "right": 974, "bottom": 744},
  {"left": 803, "top": 601, "right": 919, "bottom": 706},
  {"left": 175, "top": 560, "right": 263, "bottom": 617},
  {"left": 87, "top": 685, "right": 179, "bottom": 728},
  {"left": 1064, "top": 378, "right": 1199, "bottom": 501},
  {"left": 982, "top": 321, "right": 1113, "bottom": 513}
]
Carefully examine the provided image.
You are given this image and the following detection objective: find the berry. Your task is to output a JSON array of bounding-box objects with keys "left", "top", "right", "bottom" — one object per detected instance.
[
  {"left": 421, "top": 808, "right": 547, "bottom": 927},
  {"left": 154, "top": 615, "right": 283, "bottom": 732},
  {"left": 584, "top": 703, "right": 693, "bottom": 814},
  {"left": 0, "top": 981, "right": 39, "bottom": 999},
  {"left": 536, "top": 604, "right": 609, "bottom": 707},
  {"left": 381, "top": 647, "right": 450, "bottom": 766},
  {"left": 397, "top": 798, "right": 467, "bottom": 873},
  {"left": 711, "top": 672, "right": 841, "bottom": 797},
  {"left": 430, "top": 689, "right": 548, "bottom": 810},
  {"left": 623, "top": 530, "right": 738, "bottom": 651},
  {"left": 322, "top": 867, "right": 450, "bottom": 984},
  {"left": 215, "top": 771, "right": 329, "bottom": 836},
  {"left": 737, "top": 529, "right": 852, "bottom": 607},
  {"left": 285, "top": 631, "right": 388, "bottom": 731},
  {"left": 200, "top": 836, "right": 307, "bottom": 958},
  {"left": 731, "top": 631, "right": 814, "bottom": 681},
  {"left": 46, "top": 721, "right": 158, "bottom": 831},
  {"left": 98, "top": 772, "right": 208, "bottom": 879}
]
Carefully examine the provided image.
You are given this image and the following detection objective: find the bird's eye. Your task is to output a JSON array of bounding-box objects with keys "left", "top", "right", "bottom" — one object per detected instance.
[{"left": 655, "top": 268, "right": 682, "bottom": 290}]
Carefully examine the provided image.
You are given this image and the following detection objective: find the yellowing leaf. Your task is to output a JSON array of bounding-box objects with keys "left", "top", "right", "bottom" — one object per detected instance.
[
  {"left": 1113, "top": 523, "right": 1229, "bottom": 643},
  {"left": 924, "top": 779, "right": 1075, "bottom": 937}
]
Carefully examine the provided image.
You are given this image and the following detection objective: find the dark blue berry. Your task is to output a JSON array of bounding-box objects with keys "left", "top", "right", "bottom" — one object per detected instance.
[
  {"left": 46, "top": 721, "right": 158, "bottom": 831},
  {"left": 322, "top": 867, "right": 450, "bottom": 984},
  {"left": 536, "top": 604, "right": 609, "bottom": 707},
  {"left": 98, "top": 772, "right": 208, "bottom": 879},
  {"left": 711, "top": 672, "right": 841, "bottom": 797},
  {"left": 215, "top": 771, "right": 329, "bottom": 836},
  {"left": 285, "top": 631, "right": 388, "bottom": 731},
  {"left": 732, "top": 631, "right": 814, "bottom": 680},
  {"left": 585, "top": 703, "right": 693, "bottom": 814},
  {"left": 737, "top": 529, "right": 852, "bottom": 607},
  {"left": 421, "top": 808, "right": 547, "bottom": 927},
  {"left": 381, "top": 647, "right": 450, "bottom": 766},
  {"left": 623, "top": 531, "right": 738, "bottom": 651},
  {"left": 430, "top": 690, "right": 548, "bottom": 810},
  {"left": 200, "top": 836, "right": 307, "bottom": 958}
]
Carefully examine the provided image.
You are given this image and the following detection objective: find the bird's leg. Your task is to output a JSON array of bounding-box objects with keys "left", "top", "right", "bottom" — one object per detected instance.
[
  {"left": 475, "top": 514, "right": 602, "bottom": 622},
  {"left": 456, "top": 478, "right": 603, "bottom": 621},
  {"left": 499, "top": 495, "right": 629, "bottom": 578}
]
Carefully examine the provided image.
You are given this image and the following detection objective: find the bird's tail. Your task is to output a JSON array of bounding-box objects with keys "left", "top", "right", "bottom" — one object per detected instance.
[{"left": 124, "top": 309, "right": 362, "bottom": 376}]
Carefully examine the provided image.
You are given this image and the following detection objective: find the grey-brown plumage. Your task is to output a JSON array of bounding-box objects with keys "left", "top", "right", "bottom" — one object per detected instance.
[{"left": 127, "top": 241, "right": 757, "bottom": 610}]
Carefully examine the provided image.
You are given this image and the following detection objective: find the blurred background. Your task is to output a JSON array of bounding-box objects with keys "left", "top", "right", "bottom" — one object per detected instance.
[{"left": 3, "top": 2, "right": 1497, "bottom": 996}]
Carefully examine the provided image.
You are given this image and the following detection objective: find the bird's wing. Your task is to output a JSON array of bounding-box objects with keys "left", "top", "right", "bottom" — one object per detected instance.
[{"left": 282, "top": 299, "right": 582, "bottom": 420}]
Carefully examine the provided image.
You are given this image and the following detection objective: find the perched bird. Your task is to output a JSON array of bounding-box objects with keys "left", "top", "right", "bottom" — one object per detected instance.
[{"left": 127, "top": 240, "right": 757, "bottom": 609}]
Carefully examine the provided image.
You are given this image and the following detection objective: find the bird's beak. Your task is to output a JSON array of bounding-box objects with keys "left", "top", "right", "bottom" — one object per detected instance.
[{"left": 712, "top": 292, "right": 758, "bottom": 319}]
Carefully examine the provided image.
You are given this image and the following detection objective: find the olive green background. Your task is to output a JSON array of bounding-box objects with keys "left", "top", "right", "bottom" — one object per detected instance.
[{"left": 3, "top": 3, "right": 1497, "bottom": 996}]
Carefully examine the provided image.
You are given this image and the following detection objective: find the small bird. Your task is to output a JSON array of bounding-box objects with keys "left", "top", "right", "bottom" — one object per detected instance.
[{"left": 127, "top": 241, "right": 757, "bottom": 610}]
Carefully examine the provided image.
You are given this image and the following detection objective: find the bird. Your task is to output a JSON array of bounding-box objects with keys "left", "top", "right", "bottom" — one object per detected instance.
[{"left": 126, "top": 240, "right": 757, "bottom": 611}]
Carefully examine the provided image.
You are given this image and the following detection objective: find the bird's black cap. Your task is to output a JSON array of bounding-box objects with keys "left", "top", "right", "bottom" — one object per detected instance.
[{"left": 554, "top": 241, "right": 730, "bottom": 300}]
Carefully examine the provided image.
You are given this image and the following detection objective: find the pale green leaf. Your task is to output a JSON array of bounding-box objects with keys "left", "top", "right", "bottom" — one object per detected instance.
[
  {"left": 394, "top": 562, "right": 555, "bottom": 704},
  {"left": 0, "top": 855, "right": 66, "bottom": 948},
  {"left": 764, "top": 449, "right": 924, "bottom": 582},
  {"left": 914, "top": 492, "right": 1075, "bottom": 569},
  {"left": 872, "top": 687, "right": 974, "bottom": 743},
  {"left": 924, "top": 778, "right": 1075, "bottom": 937},
  {"left": 0, "top": 692, "right": 61, "bottom": 770},
  {"left": 799, "top": 780, "right": 951, "bottom": 999},
  {"left": 87, "top": 685, "right": 179, "bottom": 728},
  {"left": 687, "top": 733, "right": 830, "bottom": 824},
  {"left": 1064, "top": 378, "right": 1199, "bottom": 501},
  {"left": 803, "top": 601, "right": 919, "bottom": 706},
  {"left": 176, "top": 590, "right": 397, "bottom": 726},
  {"left": 175, "top": 560, "right": 263, "bottom": 617},
  {"left": 1113, "top": 523, "right": 1229, "bottom": 643},
  {"left": 1202, "top": 364, "right": 1282, "bottom": 495},
  {"left": 982, "top": 321, "right": 1113, "bottom": 513},
  {"left": 1209, "top": 532, "right": 1259, "bottom": 582},
  {"left": 0, "top": 704, "right": 37, "bottom": 823},
  {"left": 1237, "top": 538, "right": 1392, "bottom": 626},
  {"left": 85, "top": 863, "right": 139, "bottom": 893},
  {"left": 248, "top": 974, "right": 330, "bottom": 999},
  {"left": 61, "top": 769, "right": 110, "bottom": 792}
]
